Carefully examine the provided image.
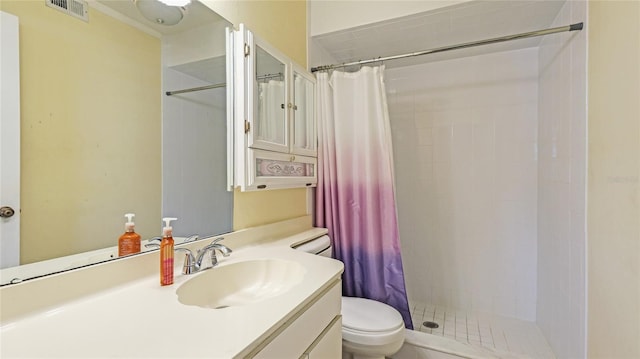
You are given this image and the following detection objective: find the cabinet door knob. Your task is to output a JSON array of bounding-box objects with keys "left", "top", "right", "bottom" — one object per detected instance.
[{"left": 0, "top": 206, "right": 15, "bottom": 218}]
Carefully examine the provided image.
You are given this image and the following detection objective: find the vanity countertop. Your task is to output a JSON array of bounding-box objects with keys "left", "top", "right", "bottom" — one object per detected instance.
[{"left": 0, "top": 228, "right": 342, "bottom": 358}]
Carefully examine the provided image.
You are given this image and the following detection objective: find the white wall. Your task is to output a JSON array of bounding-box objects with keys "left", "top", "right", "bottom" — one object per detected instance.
[
  {"left": 308, "top": 37, "right": 338, "bottom": 70},
  {"left": 162, "top": 21, "right": 227, "bottom": 68},
  {"left": 387, "top": 48, "right": 539, "bottom": 321},
  {"left": 536, "top": 1, "right": 587, "bottom": 358},
  {"left": 308, "top": 0, "right": 470, "bottom": 36}
]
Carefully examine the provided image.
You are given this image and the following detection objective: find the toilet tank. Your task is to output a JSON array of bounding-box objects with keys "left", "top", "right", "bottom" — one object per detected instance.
[{"left": 293, "top": 235, "right": 332, "bottom": 257}]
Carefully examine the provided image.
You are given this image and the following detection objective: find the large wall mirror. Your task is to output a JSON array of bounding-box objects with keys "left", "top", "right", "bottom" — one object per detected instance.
[{"left": 0, "top": 0, "right": 233, "bottom": 285}]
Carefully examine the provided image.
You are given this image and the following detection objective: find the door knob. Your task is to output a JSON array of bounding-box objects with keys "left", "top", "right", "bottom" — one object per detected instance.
[{"left": 0, "top": 206, "right": 15, "bottom": 218}]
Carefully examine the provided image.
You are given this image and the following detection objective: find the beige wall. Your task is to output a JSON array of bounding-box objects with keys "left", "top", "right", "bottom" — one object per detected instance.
[
  {"left": 203, "top": 0, "right": 307, "bottom": 66},
  {"left": 203, "top": 0, "right": 310, "bottom": 230},
  {"left": 0, "top": 1, "right": 161, "bottom": 264},
  {"left": 233, "top": 188, "right": 308, "bottom": 230},
  {"left": 587, "top": 1, "right": 640, "bottom": 358}
]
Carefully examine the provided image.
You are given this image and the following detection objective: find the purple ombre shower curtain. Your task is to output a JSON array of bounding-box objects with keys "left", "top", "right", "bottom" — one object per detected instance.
[{"left": 315, "top": 66, "right": 413, "bottom": 329}]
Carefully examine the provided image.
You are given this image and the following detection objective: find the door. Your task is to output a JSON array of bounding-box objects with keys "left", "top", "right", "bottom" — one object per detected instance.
[
  {"left": 246, "top": 27, "right": 290, "bottom": 153},
  {"left": 291, "top": 64, "right": 317, "bottom": 157},
  {"left": 0, "top": 11, "right": 21, "bottom": 268}
]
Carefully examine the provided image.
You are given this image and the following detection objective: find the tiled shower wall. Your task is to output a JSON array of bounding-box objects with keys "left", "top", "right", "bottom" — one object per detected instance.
[
  {"left": 536, "top": 1, "right": 587, "bottom": 357},
  {"left": 387, "top": 48, "right": 539, "bottom": 321}
]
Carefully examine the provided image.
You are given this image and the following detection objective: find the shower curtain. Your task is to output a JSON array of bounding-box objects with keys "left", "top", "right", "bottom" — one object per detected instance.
[
  {"left": 294, "top": 75, "right": 314, "bottom": 149},
  {"left": 257, "top": 80, "right": 285, "bottom": 143},
  {"left": 315, "top": 66, "right": 413, "bottom": 329}
]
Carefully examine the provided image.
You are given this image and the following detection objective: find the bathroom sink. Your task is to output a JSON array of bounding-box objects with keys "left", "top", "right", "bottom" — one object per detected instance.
[{"left": 176, "top": 259, "right": 306, "bottom": 309}]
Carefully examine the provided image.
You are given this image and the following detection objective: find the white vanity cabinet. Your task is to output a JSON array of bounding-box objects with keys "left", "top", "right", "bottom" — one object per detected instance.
[
  {"left": 249, "top": 281, "right": 342, "bottom": 359},
  {"left": 232, "top": 24, "right": 317, "bottom": 191}
]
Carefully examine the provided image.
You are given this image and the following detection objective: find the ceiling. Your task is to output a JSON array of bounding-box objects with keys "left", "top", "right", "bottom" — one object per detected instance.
[{"left": 312, "top": 0, "right": 569, "bottom": 70}]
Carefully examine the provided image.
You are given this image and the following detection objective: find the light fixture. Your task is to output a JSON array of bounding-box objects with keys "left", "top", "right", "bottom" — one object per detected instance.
[
  {"left": 134, "top": 0, "right": 187, "bottom": 26},
  {"left": 157, "top": 0, "right": 190, "bottom": 6}
]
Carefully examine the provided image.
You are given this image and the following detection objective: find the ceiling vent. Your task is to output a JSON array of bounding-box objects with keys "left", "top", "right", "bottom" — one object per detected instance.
[{"left": 46, "top": 0, "right": 89, "bottom": 22}]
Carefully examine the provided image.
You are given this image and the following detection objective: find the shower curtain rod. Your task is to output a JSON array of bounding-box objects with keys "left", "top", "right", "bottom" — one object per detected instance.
[
  {"left": 257, "top": 72, "right": 284, "bottom": 82},
  {"left": 165, "top": 72, "right": 284, "bottom": 96},
  {"left": 310, "top": 22, "right": 583, "bottom": 73}
]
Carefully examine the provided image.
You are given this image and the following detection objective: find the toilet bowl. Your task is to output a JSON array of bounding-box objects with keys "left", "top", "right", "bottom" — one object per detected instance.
[
  {"left": 294, "top": 236, "right": 405, "bottom": 359},
  {"left": 341, "top": 296, "right": 405, "bottom": 359}
]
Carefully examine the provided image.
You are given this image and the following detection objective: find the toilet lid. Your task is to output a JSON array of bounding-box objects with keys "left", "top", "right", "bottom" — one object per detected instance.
[{"left": 341, "top": 297, "right": 404, "bottom": 333}]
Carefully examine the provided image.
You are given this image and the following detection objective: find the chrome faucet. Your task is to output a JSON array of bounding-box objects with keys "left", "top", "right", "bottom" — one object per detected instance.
[
  {"left": 195, "top": 237, "right": 232, "bottom": 269},
  {"left": 174, "top": 247, "right": 197, "bottom": 274},
  {"left": 174, "top": 237, "right": 232, "bottom": 275}
]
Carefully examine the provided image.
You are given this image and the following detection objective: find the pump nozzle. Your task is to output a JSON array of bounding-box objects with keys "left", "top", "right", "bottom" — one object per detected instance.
[
  {"left": 125, "top": 213, "right": 135, "bottom": 224},
  {"left": 162, "top": 217, "right": 177, "bottom": 229},
  {"left": 162, "top": 217, "right": 178, "bottom": 237},
  {"left": 124, "top": 213, "right": 136, "bottom": 231}
]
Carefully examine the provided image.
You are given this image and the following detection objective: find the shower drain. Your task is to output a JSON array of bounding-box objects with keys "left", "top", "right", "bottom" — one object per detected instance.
[{"left": 422, "top": 321, "right": 439, "bottom": 329}]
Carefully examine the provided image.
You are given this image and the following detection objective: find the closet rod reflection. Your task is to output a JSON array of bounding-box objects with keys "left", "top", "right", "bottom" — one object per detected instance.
[
  {"left": 311, "top": 22, "right": 584, "bottom": 72},
  {"left": 165, "top": 72, "right": 283, "bottom": 96},
  {"left": 166, "top": 82, "right": 226, "bottom": 96}
]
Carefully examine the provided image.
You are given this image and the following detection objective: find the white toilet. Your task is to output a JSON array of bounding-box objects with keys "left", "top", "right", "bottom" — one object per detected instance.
[{"left": 295, "top": 235, "right": 405, "bottom": 359}]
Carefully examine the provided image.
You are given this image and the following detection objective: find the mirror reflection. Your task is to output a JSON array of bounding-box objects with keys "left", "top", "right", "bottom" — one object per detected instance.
[
  {"left": 255, "top": 45, "right": 286, "bottom": 145},
  {"left": 0, "top": 0, "right": 233, "bottom": 284}
]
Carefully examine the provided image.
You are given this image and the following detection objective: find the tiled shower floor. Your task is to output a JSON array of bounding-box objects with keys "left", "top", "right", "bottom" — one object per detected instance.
[{"left": 409, "top": 301, "right": 555, "bottom": 359}]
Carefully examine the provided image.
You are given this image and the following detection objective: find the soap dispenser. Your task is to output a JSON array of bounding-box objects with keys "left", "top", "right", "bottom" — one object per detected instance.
[
  {"left": 160, "top": 217, "right": 177, "bottom": 286},
  {"left": 118, "top": 213, "right": 141, "bottom": 257}
]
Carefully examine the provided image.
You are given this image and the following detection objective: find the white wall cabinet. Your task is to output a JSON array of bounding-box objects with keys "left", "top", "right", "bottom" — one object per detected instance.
[{"left": 232, "top": 24, "right": 317, "bottom": 191}]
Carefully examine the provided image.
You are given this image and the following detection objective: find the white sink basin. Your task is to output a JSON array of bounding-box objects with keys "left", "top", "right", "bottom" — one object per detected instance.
[{"left": 176, "top": 259, "right": 306, "bottom": 309}]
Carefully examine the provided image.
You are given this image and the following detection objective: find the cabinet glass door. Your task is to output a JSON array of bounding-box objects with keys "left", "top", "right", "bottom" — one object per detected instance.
[
  {"left": 252, "top": 43, "right": 288, "bottom": 152},
  {"left": 291, "top": 66, "right": 316, "bottom": 157}
]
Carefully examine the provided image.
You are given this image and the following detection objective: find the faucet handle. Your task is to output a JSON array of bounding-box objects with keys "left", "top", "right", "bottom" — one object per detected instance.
[
  {"left": 210, "top": 237, "right": 232, "bottom": 257},
  {"left": 184, "top": 234, "right": 199, "bottom": 243},
  {"left": 144, "top": 236, "right": 163, "bottom": 249},
  {"left": 174, "top": 248, "right": 196, "bottom": 275}
]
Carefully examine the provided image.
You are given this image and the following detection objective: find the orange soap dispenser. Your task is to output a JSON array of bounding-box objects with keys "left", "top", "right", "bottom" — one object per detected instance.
[
  {"left": 118, "top": 213, "right": 141, "bottom": 257},
  {"left": 160, "top": 217, "right": 177, "bottom": 286}
]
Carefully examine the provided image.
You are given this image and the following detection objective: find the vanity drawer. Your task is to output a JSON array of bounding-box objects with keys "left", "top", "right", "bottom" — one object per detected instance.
[
  {"left": 250, "top": 280, "right": 341, "bottom": 358},
  {"left": 301, "top": 315, "right": 342, "bottom": 359}
]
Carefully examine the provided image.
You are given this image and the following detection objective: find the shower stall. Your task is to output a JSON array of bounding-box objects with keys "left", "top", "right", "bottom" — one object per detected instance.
[{"left": 311, "top": 1, "right": 587, "bottom": 358}]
